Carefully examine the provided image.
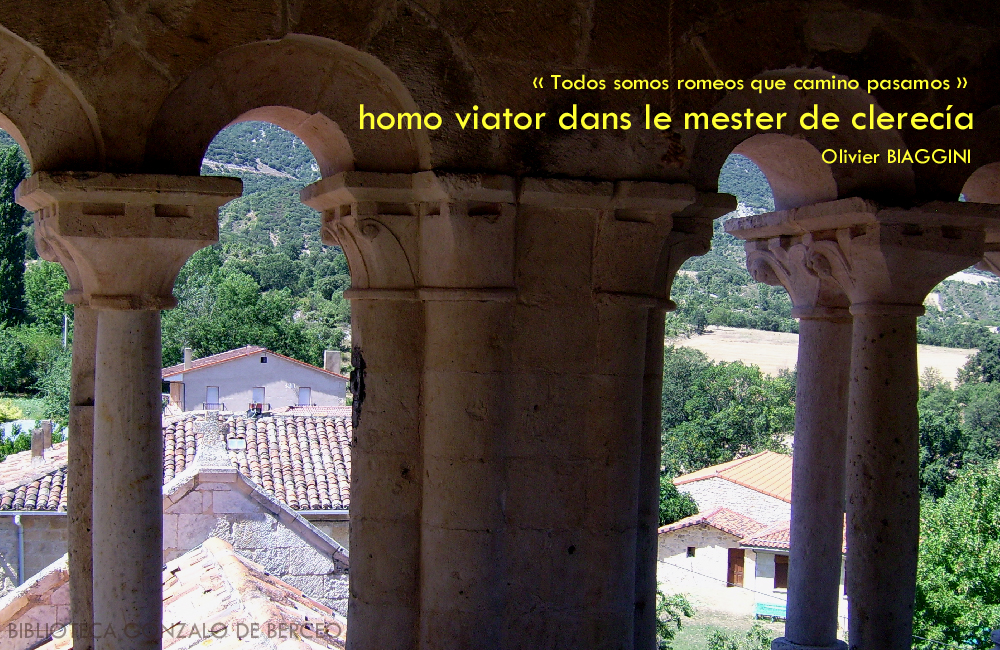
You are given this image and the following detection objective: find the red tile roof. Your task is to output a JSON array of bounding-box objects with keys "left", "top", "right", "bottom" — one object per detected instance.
[
  {"left": 20, "top": 538, "right": 346, "bottom": 650},
  {"left": 673, "top": 451, "right": 793, "bottom": 503},
  {"left": 740, "top": 520, "right": 792, "bottom": 550},
  {"left": 166, "top": 415, "right": 352, "bottom": 510},
  {"left": 657, "top": 506, "right": 767, "bottom": 538},
  {"left": 0, "top": 414, "right": 352, "bottom": 513},
  {"left": 162, "top": 345, "right": 348, "bottom": 380}
]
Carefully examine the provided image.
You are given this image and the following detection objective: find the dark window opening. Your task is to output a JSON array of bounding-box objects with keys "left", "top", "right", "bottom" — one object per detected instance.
[
  {"left": 260, "top": 356, "right": 268, "bottom": 363},
  {"left": 686, "top": 547, "right": 696, "bottom": 558},
  {"left": 774, "top": 554, "right": 789, "bottom": 590}
]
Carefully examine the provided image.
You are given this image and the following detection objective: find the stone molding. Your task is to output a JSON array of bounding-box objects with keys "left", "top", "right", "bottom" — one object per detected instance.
[
  {"left": 16, "top": 172, "right": 241, "bottom": 310},
  {"left": 727, "top": 198, "right": 1000, "bottom": 313},
  {"left": 303, "top": 170, "right": 733, "bottom": 304}
]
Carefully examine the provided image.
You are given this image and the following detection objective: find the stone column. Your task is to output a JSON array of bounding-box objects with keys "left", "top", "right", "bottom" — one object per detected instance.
[
  {"left": 17, "top": 172, "right": 240, "bottom": 650},
  {"left": 69, "top": 306, "right": 96, "bottom": 650},
  {"left": 731, "top": 198, "right": 1000, "bottom": 650},
  {"left": 303, "top": 171, "right": 728, "bottom": 650},
  {"left": 32, "top": 217, "right": 98, "bottom": 650},
  {"left": 724, "top": 222, "right": 853, "bottom": 650}
]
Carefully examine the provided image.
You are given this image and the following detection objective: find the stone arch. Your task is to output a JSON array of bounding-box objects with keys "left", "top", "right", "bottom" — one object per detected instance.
[
  {"left": 961, "top": 162, "right": 1000, "bottom": 204},
  {"left": 689, "top": 68, "right": 914, "bottom": 205},
  {"left": 144, "top": 34, "right": 432, "bottom": 177},
  {"left": 732, "top": 134, "right": 836, "bottom": 211},
  {"left": 0, "top": 25, "right": 103, "bottom": 170}
]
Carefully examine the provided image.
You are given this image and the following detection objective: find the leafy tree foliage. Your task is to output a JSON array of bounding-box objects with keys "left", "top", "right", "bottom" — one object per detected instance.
[
  {"left": 655, "top": 591, "right": 695, "bottom": 649},
  {"left": 659, "top": 471, "right": 698, "bottom": 526},
  {"left": 0, "top": 146, "right": 27, "bottom": 325},
  {"left": 917, "top": 369, "right": 1000, "bottom": 498},
  {"left": 914, "top": 466, "right": 1000, "bottom": 649},
  {"left": 39, "top": 347, "right": 71, "bottom": 425},
  {"left": 24, "top": 261, "right": 71, "bottom": 332},
  {"left": 706, "top": 623, "right": 773, "bottom": 650},
  {"left": 661, "top": 346, "right": 794, "bottom": 476}
]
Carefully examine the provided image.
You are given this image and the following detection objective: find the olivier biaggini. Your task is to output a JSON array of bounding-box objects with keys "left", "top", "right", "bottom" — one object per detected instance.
[{"left": 822, "top": 147, "right": 971, "bottom": 165}]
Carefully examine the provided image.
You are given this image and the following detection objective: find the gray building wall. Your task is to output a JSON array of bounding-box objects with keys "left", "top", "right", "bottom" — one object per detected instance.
[
  {"left": 163, "top": 469, "right": 349, "bottom": 614},
  {"left": 678, "top": 477, "right": 791, "bottom": 523},
  {"left": 0, "top": 516, "right": 67, "bottom": 597},
  {"left": 169, "top": 351, "right": 347, "bottom": 411}
]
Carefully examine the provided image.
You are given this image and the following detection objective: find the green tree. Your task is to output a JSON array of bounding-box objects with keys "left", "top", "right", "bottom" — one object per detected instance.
[
  {"left": 0, "top": 146, "right": 27, "bottom": 325},
  {"left": 24, "top": 260, "right": 71, "bottom": 332},
  {"left": 662, "top": 352, "right": 794, "bottom": 475},
  {"left": 659, "top": 471, "right": 698, "bottom": 526},
  {"left": 39, "top": 347, "right": 71, "bottom": 426},
  {"left": 707, "top": 623, "right": 773, "bottom": 650},
  {"left": 656, "top": 591, "right": 695, "bottom": 650},
  {"left": 914, "top": 466, "right": 1000, "bottom": 649}
]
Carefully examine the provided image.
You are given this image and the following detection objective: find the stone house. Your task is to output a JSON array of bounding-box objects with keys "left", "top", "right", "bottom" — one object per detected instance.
[
  {"left": 0, "top": 413, "right": 352, "bottom": 614},
  {"left": 658, "top": 452, "right": 847, "bottom": 625},
  {"left": 163, "top": 345, "right": 349, "bottom": 412},
  {"left": 0, "top": 537, "right": 347, "bottom": 650}
]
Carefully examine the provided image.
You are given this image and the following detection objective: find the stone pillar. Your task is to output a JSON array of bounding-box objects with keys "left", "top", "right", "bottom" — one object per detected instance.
[
  {"left": 303, "top": 171, "right": 728, "bottom": 650},
  {"left": 69, "top": 306, "right": 96, "bottom": 650},
  {"left": 724, "top": 223, "right": 854, "bottom": 650},
  {"left": 730, "top": 198, "right": 1000, "bottom": 650},
  {"left": 17, "top": 172, "right": 240, "bottom": 650}
]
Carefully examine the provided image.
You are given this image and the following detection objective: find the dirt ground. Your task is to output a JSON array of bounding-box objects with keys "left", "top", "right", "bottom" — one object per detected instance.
[{"left": 670, "top": 326, "right": 975, "bottom": 383}]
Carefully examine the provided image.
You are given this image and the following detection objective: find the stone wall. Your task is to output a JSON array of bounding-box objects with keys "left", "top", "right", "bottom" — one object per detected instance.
[
  {"left": 679, "top": 478, "right": 791, "bottom": 523},
  {"left": 657, "top": 524, "right": 757, "bottom": 616},
  {"left": 0, "top": 516, "right": 67, "bottom": 598},
  {"left": 163, "top": 469, "right": 349, "bottom": 615},
  {"left": 305, "top": 518, "right": 349, "bottom": 550}
]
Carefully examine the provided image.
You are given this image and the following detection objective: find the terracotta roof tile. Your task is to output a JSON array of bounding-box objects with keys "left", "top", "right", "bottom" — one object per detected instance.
[
  {"left": 657, "top": 506, "right": 767, "bottom": 539},
  {"left": 0, "top": 414, "right": 352, "bottom": 512},
  {"left": 739, "top": 520, "right": 792, "bottom": 550},
  {"left": 164, "top": 414, "right": 352, "bottom": 510},
  {"left": 22, "top": 539, "right": 346, "bottom": 649},
  {"left": 673, "top": 451, "right": 793, "bottom": 503}
]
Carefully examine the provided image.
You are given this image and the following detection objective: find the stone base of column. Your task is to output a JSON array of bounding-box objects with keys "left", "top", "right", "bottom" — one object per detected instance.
[{"left": 772, "top": 638, "right": 848, "bottom": 650}]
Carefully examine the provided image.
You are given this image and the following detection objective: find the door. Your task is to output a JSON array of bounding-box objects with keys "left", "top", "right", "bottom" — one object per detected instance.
[
  {"left": 205, "top": 386, "right": 219, "bottom": 409},
  {"left": 252, "top": 387, "right": 265, "bottom": 405},
  {"left": 727, "top": 548, "right": 745, "bottom": 587},
  {"left": 774, "top": 554, "right": 789, "bottom": 589},
  {"left": 298, "top": 387, "right": 312, "bottom": 406}
]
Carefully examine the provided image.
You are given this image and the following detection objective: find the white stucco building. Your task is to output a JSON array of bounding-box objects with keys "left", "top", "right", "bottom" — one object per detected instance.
[
  {"left": 657, "top": 452, "right": 847, "bottom": 627},
  {"left": 163, "top": 345, "right": 348, "bottom": 412}
]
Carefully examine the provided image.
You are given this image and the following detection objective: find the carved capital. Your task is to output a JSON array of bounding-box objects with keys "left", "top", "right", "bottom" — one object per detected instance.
[
  {"left": 302, "top": 171, "right": 516, "bottom": 300},
  {"left": 744, "top": 237, "right": 850, "bottom": 320},
  {"left": 16, "top": 172, "right": 241, "bottom": 310},
  {"left": 519, "top": 177, "right": 730, "bottom": 307},
  {"left": 303, "top": 172, "right": 733, "bottom": 308},
  {"left": 728, "top": 198, "right": 1000, "bottom": 316}
]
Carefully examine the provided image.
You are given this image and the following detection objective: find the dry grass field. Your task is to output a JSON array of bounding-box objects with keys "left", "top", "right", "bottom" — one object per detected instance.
[{"left": 670, "top": 326, "right": 975, "bottom": 384}]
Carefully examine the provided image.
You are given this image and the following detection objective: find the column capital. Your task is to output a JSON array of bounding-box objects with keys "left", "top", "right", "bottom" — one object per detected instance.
[
  {"left": 302, "top": 171, "right": 733, "bottom": 306},
  {"left": 16, "top": 172, "right": 241, "bottom": 310},
  {"left": 727, "top": 198, "right": 1000, "bottom": 316}
]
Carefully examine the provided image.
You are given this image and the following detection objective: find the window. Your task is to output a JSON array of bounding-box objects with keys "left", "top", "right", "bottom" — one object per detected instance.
[
  {"left": 206, "top": 386, "right": 219, "bottom": 406},
  {"left": 686, "top": 547, "right": 696, "bottom": 558},
  {"left": 774, "top": 554, "right": 789, "bottom": 590},
  {"left": 298, "top": 387, "right": 312, "bottom": 406},
  {"left": 260, "top": 356, "right": 268, "bottom": 363},
  {"left": 252, "top": 387, "right": 265, "bottom": 404}
]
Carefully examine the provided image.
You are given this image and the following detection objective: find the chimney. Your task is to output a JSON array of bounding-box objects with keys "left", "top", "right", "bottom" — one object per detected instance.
[
  {"left": 324, "top": 350, "right": 342, "bottom": 374},
  {"left": 183, "top": 347, "right": 193, "bottom": 371},
  {"left": 31, "top": 420, "right": 52, "bottom": 463}
]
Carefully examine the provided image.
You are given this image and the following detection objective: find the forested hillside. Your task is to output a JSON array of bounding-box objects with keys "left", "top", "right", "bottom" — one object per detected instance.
[{"left": 163, "top": 121, "right": 351, "bottom": 368}]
